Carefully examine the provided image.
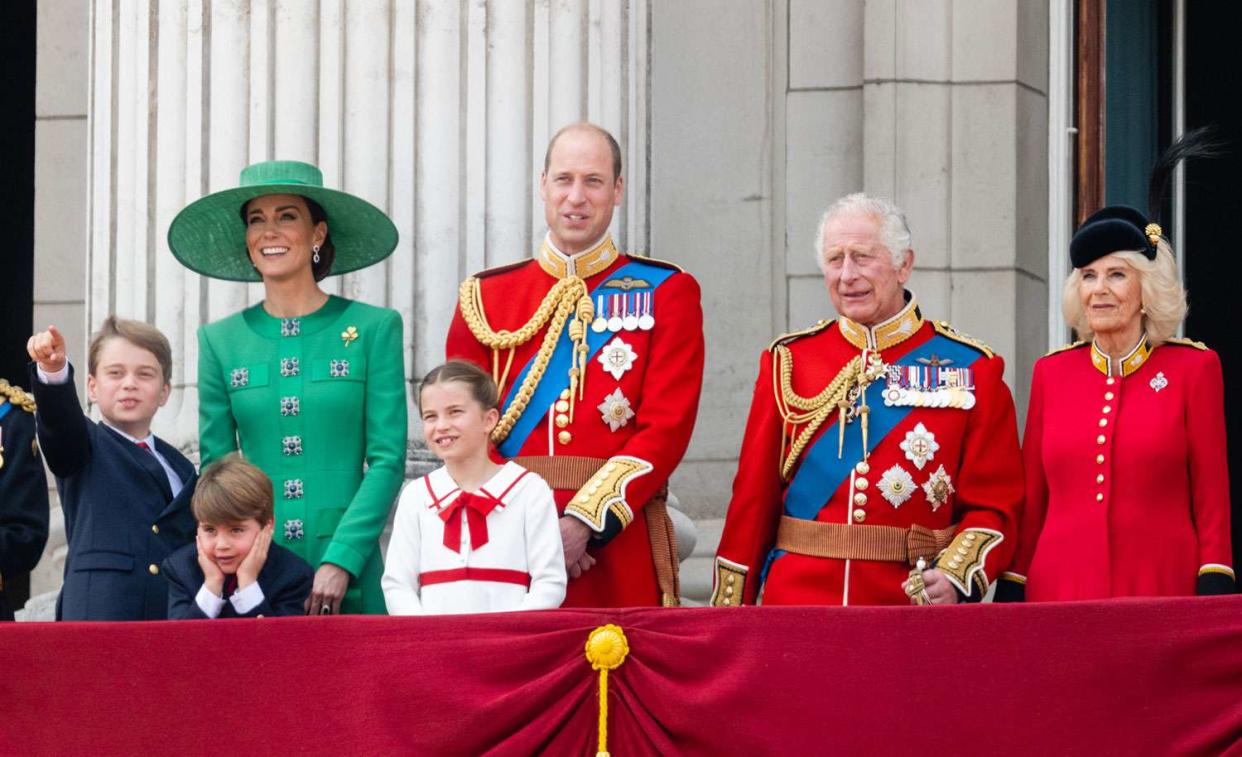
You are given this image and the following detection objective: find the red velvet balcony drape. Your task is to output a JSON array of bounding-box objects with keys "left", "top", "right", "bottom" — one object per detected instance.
[{"left": 2, "top": 597, "right": 1241, "bottom": 756}]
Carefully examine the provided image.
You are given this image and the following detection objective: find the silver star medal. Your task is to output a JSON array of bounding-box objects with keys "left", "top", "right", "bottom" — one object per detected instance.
[
  {"left": 899, "top": 422, "right": 939, "bottom": 470},
  {"left": 878, "top": 465, "right": 916, "bottom": 508},
  {"left": 598, "top": 388, "right": 635, "bottom": 431},
  {"left": 921, "top": 465, "right": 955, "bottom": 512},
  {"left": 1150, "top": 371, "right": 1168, "bottom": 392},
  {"left": 598, "top": 337, "right": 638, "bottom": 380}
]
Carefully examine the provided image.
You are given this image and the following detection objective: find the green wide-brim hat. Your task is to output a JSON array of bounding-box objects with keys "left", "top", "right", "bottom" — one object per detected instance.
[{"left": 167, "top": 160, "right": 399, "bottom": 282}]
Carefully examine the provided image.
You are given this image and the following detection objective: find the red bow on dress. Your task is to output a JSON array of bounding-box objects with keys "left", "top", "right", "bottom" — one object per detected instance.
[{"left": 439, "top": 491, "right": 502, "bottom": 553}]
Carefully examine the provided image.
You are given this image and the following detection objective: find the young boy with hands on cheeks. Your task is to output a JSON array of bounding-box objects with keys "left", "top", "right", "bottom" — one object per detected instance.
[
  {"left": 382, "top": 361, "right": 566, "bottom": 615},
  {"left": 28, "top": 318, "right": 198, "bottom": 620},
  {"left": 163, "top": 454, "right": 313, "bottom": 619}
]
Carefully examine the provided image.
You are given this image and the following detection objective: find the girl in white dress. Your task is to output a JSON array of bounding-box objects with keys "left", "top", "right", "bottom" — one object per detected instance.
[{"left": 382, "top": 361, "right": 566, "bottom": 615}]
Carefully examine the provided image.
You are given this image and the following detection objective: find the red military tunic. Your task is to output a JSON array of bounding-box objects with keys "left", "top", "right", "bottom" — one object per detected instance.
[
  {"left": 446, "top": 234, "right": 704, "bottom": 607},
  {"left": 712, "top": 295, "right": 1023, "bottom": 606},
  {"left": 1002, "top": 338, "right": 1234, "bottom": 600}
]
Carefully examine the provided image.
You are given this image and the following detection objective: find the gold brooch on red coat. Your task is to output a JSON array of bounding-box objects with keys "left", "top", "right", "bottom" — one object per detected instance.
[
  {"left": 598, "top": 337, "right": 638, "bottom": 380},
  {"left": 921, "top": 465, "right": 954, "bottom": 511},
  {"left": 598, "top": 389, "right": 635, "bottom": 431}
]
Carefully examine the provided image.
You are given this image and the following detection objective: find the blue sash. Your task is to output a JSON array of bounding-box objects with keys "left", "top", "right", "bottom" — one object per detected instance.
[
  {"left": 783, "top": 333, "right": 986, "bottom": 520},
  {"left": 0, "top": 401, "right": 11, "bottom": 422},
  {"left": 496, "top": 259, "right": 677, "bottom": 457}
]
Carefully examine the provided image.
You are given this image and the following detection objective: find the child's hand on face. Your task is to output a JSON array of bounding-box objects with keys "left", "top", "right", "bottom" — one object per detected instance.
[
  {"left": 26, "top": 325, "right": 67, "bottom": 374},
  {"left": 197, "top": 531, "right": 225, "bottom": 597},
  {"left": 237, "top": 522, "right": 273, "bottom": 589}
]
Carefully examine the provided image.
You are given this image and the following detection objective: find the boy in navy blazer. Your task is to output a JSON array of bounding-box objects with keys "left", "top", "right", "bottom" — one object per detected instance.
[
  {"left": 28, "top": 317, "right": 197, "bottom": 620},
  {"left": 163, "top": 454, "right": 312, "bottom": 619}
]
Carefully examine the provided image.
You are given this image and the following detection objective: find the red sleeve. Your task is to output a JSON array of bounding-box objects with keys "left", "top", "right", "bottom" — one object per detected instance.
[
  {"left": 946, "top": 353, "right": 1024, "bottom": 588},
  {"left": 1008, "top": 358, "right": 1048, "bottom": 581},
  {"left": 1187, "top": 349, "right": 1233, "bottom": 572},
  {"left": 711, "top": 350, "right": 785, "bottom": 605}
]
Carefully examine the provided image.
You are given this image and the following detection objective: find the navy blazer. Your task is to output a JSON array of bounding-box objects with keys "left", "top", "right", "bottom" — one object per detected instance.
[
  {"left": 0, "top": 393, "right": 49, "bottom": 621},
  {"left": 163, "top": 541, "right": 313, "bottom": 618},
  {"left": 31, "top": 364, "right": 198, "bottom": 621}
]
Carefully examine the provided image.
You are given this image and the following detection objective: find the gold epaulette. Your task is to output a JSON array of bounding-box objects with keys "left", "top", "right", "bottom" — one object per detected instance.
[
  {"left": 931, "top": 320, "right": 994, "bottom": 359},
  {"left": 767, "top": 319, "right": 834, "bottom": 352},
  {"left": 627, "top": 253, "right": 684, "bottom": 273},
  {"left": 1165, "top": 336, "right": 1208, "bottom": 351},
  {"left": 1044, "top": 340, "right": 1087, "bottom": 357},
  {"left": 0, "top": 379, "right": 36, "bottom": 413}
]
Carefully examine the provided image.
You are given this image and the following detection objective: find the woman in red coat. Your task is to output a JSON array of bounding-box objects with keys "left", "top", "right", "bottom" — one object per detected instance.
[{"left": 998, "top": 200, "right": 1233, "bottom": 601}]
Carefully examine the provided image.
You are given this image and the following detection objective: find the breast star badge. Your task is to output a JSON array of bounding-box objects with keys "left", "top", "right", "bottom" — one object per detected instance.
[
  {"left": 597, "top": 388, "right": 635, "bottom": 432},
  {"left": 921, "top": 465, "right": 955, "bottom": 511},
  {"left": 899, "top": 422, "right": 939, "bottom": 470},
  {"left": 878, "top": 465, "right": 916, "bottom": 508},
  {"left": 597, "top": 337, "right": 638, "bottom": 380}
]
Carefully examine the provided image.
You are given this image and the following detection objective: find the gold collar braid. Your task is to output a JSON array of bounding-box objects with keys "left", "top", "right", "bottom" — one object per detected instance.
[
  {"left": 837, "top": 297, "right": 923, "bottom": 351},
  {"left": 458, "top": 276, "right": 595, "bottom": 443},
  {"left": 538, "top": 235, "right": 619, "bottom": 280},
  {"left": 1090, "top": 336, "right": 1151, "bottom": 377}
]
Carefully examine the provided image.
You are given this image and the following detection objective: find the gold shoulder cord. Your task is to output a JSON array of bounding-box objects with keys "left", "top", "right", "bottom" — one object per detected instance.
[
  {"left": 772, "top": 348, "right": 858, "bottom": 479},
  {"left": 458, "top": 276, "right": 594, "bottom": 443},
  {"left": 771, "top": 347, "right": 887, "bottom": 479}
]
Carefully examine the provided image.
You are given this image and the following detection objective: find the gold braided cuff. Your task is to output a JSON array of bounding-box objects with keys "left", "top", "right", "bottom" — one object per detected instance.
[
  {"left": 1000, "top": 571, "right": 1026, "bottom": 585},
  {"left": 1198, "top": 564, "right": 1235, "bottom": 579},
  {"left": 710, "top": 557, "right": 748, "bottom": 607},
  {"left": 563, "top": 455, "right": 653, "bottom": 532},
  {"left": 934, "top": 528, "right": 1003, "bottom": 598}
]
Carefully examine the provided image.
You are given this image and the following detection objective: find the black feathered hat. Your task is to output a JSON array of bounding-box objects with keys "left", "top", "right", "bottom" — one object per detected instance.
[
  {"left": 1070, "top": 126, "right": 1224, "bottom": 268},
  {"left": 1069, "top": 206, "right": 1157, "bottom": 268}
]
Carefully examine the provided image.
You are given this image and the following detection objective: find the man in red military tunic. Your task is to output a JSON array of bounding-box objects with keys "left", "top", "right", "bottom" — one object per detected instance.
[
  {"left": 446, "top": 123, "right": 704, "bottom": 607},
  {"left": 712, "top": 193, "right": 1023, "bottom": 606}
]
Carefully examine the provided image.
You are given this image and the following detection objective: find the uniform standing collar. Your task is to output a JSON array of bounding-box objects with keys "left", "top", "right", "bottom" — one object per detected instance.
[
  {"left": 1090, "top": 336, "right": 1151, "bottom": 377},
  {"left": 838, "top": 292, "right": 923, "bottom": 351},
  {"left": 537, "top": 233, "right": 619, "bottom": 280}
]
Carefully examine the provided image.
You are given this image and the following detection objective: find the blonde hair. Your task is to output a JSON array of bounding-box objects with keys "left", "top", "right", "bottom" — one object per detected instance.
[
  {"left": 1062, "top": 240, "right": 1187, "bottom": 346},
  {"left": 192, "top": 453, "right": 275, "bottom": 525}
]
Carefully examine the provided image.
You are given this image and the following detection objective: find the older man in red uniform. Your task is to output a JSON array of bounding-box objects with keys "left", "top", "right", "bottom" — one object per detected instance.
[
  {"left": 712, "top": 194, "right": 1023, "bottom": 606},
  {"left": 446, "top": 123, "right": 704, "bottom": 607}
]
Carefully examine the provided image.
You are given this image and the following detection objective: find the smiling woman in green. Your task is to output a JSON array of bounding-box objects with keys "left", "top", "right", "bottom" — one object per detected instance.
[{"left": 169, "top": 161, "right": 407, "bottom": 615}]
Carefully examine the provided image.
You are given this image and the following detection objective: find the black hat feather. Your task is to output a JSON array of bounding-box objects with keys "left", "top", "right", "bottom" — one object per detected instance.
[{"left": 1070, "top": 126, "right": 1226, "bottom": 269}]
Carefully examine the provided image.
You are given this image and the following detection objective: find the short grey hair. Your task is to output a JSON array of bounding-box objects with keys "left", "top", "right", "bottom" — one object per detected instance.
[
  {"left": 814, "top": 193, "right": 912, "bottom": 272},
  {"left": 1061, "top": 240, "right": 1187, "bottom": 347}
]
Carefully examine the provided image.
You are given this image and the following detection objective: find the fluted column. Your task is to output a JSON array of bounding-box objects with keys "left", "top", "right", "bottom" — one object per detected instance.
[{"left": 87, "top": 0, "right": 650, "bottom": 453}]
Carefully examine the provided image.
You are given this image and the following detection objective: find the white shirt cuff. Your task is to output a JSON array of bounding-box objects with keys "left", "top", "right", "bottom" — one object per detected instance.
[
  {"left": 229, "top": 581, "right": 266, "bottom": 615},
  {"left": 37, "top": 364, "right": 71, "bottom": 385},
  {"left": 195, "top": 584, "right": 227, "bottom": 618}
]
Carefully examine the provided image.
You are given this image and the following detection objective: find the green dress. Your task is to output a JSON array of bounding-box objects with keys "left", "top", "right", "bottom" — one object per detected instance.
[{"left": 198, "top": 295, "right": 407, "bottom": 614}]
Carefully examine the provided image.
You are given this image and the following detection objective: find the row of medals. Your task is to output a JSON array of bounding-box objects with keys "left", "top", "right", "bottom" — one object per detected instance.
[
  {"left": 881, "top": 365, "right": 977, "bottom": 409},
  {"left": 591, "top": 291, "right": 654, "bottom": 333}
]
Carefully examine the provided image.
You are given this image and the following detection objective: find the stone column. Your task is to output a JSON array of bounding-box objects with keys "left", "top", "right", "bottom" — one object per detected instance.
[
  {"left": 87, "top": 0, "right": 651, "bottom": 454},
  {"left": 862, "top": 0, "right": 1048, "bottom": 413}
]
